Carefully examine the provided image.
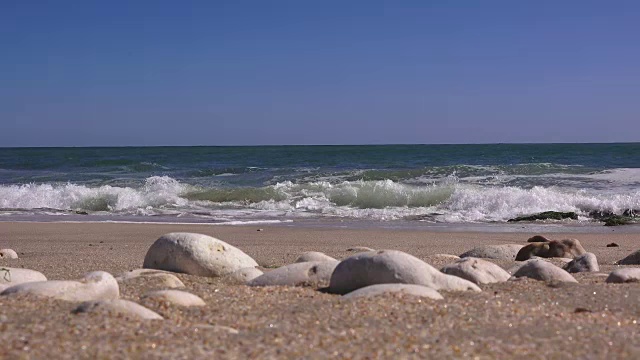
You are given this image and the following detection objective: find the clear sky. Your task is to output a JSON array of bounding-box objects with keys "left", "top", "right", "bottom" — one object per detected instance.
[{"left": 2, "top": 1, "right": 639, "bottom": 146}]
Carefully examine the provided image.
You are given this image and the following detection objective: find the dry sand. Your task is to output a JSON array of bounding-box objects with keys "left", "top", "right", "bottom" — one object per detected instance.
[{"left": 1, "top": 221, "right": 640, "bottom": 359}]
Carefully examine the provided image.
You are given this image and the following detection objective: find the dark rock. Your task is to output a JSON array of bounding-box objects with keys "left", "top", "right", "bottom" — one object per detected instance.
[
  {"left": 516, "top": 239, "right": 586, "bottom": 261},
  {"left": 527, "top": 235, "right": 551, "bottom": 242},
  {"left": 606, "top": 242, "right": 620, "bottom": 247},
  {"left": 602, "top": 215, "right": 636, "bottom": 226},
  {"left": 508, "top": 211, "right": 577, "bottom": 222}
]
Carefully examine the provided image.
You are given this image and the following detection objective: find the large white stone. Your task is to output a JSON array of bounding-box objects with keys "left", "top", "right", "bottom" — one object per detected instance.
[
  {"left": 563, "top": 253, "right": 599, "bottom": 273},
  {"left": 248, "top": 261, "right": 338, "bottom": 289},
  {"left": 605, "top": 268, "right": 640, "bottom": 283},
  {"left": 73, "top": 299, "right": 163, "bottom": 320},
  {"left": 343, "top": 284, "right": 443, "bottom": 300},
  {"left": 460, "top": 244, "right": 524, "bottom": 260},
  {"left": 116, "top": 269, "right": 185, "bottom": 289},
  {"left": 294, "top": 252, "right": 337, "bottom": 263},
  {"left": 142, "top": 290, "right": 205, "bottom": 307},
  {"left": 329, "top": 250, "right": 480, "bottom": 295},
  {"left": 0, "top": 249, "right": 18, "bottom": 259},
  {"left": 1, "top": 271, "right": 119, "bottom": 301},
  {"left": 143, "top": 232, "right": 258, "bottom": 277},
  {"left": 511, "top": 259, "right": 577, "bottom": 283},
  {"left": 0, "top": 267, "right": 47, "bottom": 286},
  {"left": 221, "top": 267, "right": 263, "bottom": 285},
  {"left": 441, "top": 257, "right": 510, "bottom": 284}
]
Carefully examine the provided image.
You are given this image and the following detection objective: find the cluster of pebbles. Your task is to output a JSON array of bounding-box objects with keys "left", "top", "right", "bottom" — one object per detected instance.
[{"left": 3, "top": 232, "right": 640, "bottom": 322}]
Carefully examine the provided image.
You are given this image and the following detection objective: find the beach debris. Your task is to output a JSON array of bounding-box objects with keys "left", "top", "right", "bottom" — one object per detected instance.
[
  {"left": 459, "top": 244, "right": 524, "bottom": 260},
  {"left": 1, "top": 271, "right": 119, "bottom": 301},
  {"left": 343, "top": 284, "right": 443, "bottom": 300},
  {"left": 193, "top": 324, "right": 239, "bottom": 334},
  {"left": 329, "top": 250, "right": 480, "bottom": 295},
  {"left": 606, "top": 242, "right": 620, "bottom": 247},
  {"left": 0, "top": 249, "right": 18, "bottom": 259},
  {"left": 143, "top": 232, "right": 258, "bottom": 277},
  {"left": 507, "top": 211, "right": 577, "bottom": 222},
  {"left": 73, "top": 299, "right": 163, "bottom": 320},
  {"left": 294, "top": 251, "right": 338, "bottom": 263},
  {"left": 616, "top": 249, "right": 640, "bottom": 265},
  {"left": 441, "top": 257, "right": 511, "bottom": 284},
  {"left": 257, "top": 229, "right": 263, "bottom": 232},
  {"left": 0, "top": 267, "right": 47, "bottom": 286},
  {"left": 563, "top": 253, "right": 599, "bottom": 273},
  {"left": 510, "top": 259, "right": 578, "bottom": 283},
  {"left": 142, "top": 289, "right": 206, "bottom": 307},
  {"left": 248, "top": 261, "right": 338, "bottom": 289},
  {"left": 116, "top": 269, "right": 185, "bottom": 289},
  {"left": 605, "top": 268, "right": 640, "bottom": 283},
  {"left": 516, "top": 239, "right": 586, "bottom": 261},
  {"left": 221, "top": 267, "right": 264, "bottom": 284},
  {"left": 346, "top": 246, "right": 375, "bottom": 253},
  {"left": 527, "top": 235, "right": 551, "bottom": 242}
]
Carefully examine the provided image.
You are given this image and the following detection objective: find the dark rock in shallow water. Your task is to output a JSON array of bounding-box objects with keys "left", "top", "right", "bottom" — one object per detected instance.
[
  {"left": 602, "top": 215, "right": 637, "bottom": 226},
  {"left": 508, "top": 211, "right": 577, "bottom": 222}
]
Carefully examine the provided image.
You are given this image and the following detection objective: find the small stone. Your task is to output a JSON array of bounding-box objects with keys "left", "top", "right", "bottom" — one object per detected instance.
[
  {"left": 248, "top": 261, "right": 337, "bottom": 289},
  {"left": 73, "top": 299, "right": 163, "bottom": 320},
  {"left": 617, "top": 249, "right": 640, "bottom": 265},
  {"left": 143, "top": 232, "right": 258, "bottom": 277},
  {"left": 0, "top": 249, "right": 18, "bottom": 259},
  {"left": 511, "top": 259, "right": 578, "bottom": 283},
  {"left": 1, "top": 271, "right": 119, "bottom": 301},
  {"left": 430, "top": 254, "right": 461, "bottom": 260},
  {"left": 606, "top": 242, "right": 620, "bottom": 247},
  {"left": 343, "top": 284, "right": 443, "bottom": 300},
  {"left": 0, "top": 268, "right": 47, "bottom": 286},
  {"left": 346, "top": 246, "right": 375, "bottom": 253},
  {"left": 441, "top": 257, "right": 511, "bottom": 284},
  {"left": 116, "top": 269, "right": 185, "bottom": 289},
  {"left": 329, "top": 250, "right": 480, "bottom": 294},
  {"left": 294, "top": 252, "right": 337, "bottom": 263},
  {"left": 142, "top": 290, "right": 205, "bottom": 307},
  {"left": 221, "top": 267, "right": 263, "bottom": 284},
  {"left": 563, "top": 253, "right": 599, "bottom": 273},
  {"left": 257, "top": 229, "right": 263, "bottom": 232},
  {"left": 605, "top": 268, "right": 640, "bottom": 283},
  {"left": 193, "top": 324, "right": 239, "bottom": 334},
  {"left": 460, "top": 244, "right": 524, "bottom": 260}
]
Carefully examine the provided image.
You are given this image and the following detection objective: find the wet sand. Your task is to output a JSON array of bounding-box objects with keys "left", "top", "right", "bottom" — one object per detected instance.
[{"left": 1, "top": 222, "right": 640, "bottom": 359}]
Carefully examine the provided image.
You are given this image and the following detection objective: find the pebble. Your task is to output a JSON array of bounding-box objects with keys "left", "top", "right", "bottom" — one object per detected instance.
[
  {"left": 441, "top": 257, "right": 511, "bottom": 284},
  {"left": 1, "top": 271, "right": 120, "bottom": 301},
  {"left": 116, "top": 269, "right": 185, "bottom": 289},
  {"left": 343, "top": 284, "right": 443, "bottom": 300},
  {"left": 346, "top": 246, "right": 375, "bottom": 253},
  {"left": 606, "top": 242, "right": 620, "bottom": 247},
  {"left": 605, "top": 268, "right": 640, "bottom": 283},
  {"left": 329, "top": 250, "right": 480, "bottom": 295},
  {"left": 511, "top": 259, "right": 578, "bottom": 283},
  {"left": 73, "top": 299, "right": 163, "bottom": 320},
  {"left": 193, "top": 324, "right": 239, "bottom": 334},
  {"left": 459, "top": 244, "right": 524, "bottom": 260},
  {"left": 294, "top": 251, "right": 337, "bottom": 263},
  {"left": 617, "top": 249, "right": 640, "bottom": 265},
  {"left": 221, "top": 267, "right": 263, "bottom": 285},
  {"left": 0, "top": 249, "right": 18, "bottom": 259},
  {"left": 430, "top": 254, "right": 460, "bottom": 260},
  {"left": 0, "top": 267, "right": 47, "bottom": 286},
  {"left": 248, "top": 261, "right": 338, "bottom": 289},
  {"left": 142, "top": 290, "right": 206, "bottom": 307},
  {"left": 563, "top": 253, "right": 599, "bottom": 273},
  {"left": 143, "top": 232, "right": 258, "bottom": 277}
]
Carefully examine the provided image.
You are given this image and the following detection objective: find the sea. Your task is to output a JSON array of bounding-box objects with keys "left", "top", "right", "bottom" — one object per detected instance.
[{"left": 1, "top": 144, "right": 639, "bottom": 232}]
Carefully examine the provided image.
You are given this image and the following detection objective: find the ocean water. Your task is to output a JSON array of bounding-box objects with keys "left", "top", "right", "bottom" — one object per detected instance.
[{"left": 1, "top": 144, "right": 639, "bottom": 227}]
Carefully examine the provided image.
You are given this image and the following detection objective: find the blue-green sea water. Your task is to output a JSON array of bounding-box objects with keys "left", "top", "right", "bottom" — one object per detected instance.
[{"left": 1, "top": 143, "right": 639, "bottom": 226}]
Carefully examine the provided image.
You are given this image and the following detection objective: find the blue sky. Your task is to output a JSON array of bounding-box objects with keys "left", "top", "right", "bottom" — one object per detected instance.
[{"left": 2, "top": 1, "right": 639, "bottom": 146}]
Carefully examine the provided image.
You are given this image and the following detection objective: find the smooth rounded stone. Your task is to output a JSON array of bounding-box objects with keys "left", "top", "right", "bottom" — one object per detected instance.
[
  {"left": 143, "top": 232, "right": 258, "bottom": 277},
  {"left": 617, "top": 249, "right": 640, "bottom": 265},
  {"left": 516, "top": 239, "right": 586, "bottom": 261},
  {"left": 527, "top": 235, "right": 551, "bottom": 243},
  {"left": 1, "top": 271, "right": 119, "bottom": 301},
  {"left": 511, "top": 259, "right": 578, "bottom": 283},
  {"left": 346, "top": 246, "right": 375, "bottom": 253},
  {"left": 563, "top": 253, "right": 599, "bottom": 273},
  {"left": 0, "top": 249, "right": 18, "bottom": 259},
  {"left": 440, "top": 257, "right": 511, "bottom": 284},
  {"left": 116, "top": 269, "right": 185, "bottom": 289},
  {"left": 605, "top": 268, "right": 640, "bottom": 283},
  {"left": 193, "top": 324, "right": 239, "bottom": 334},
  {"left": 0, "top": 267, "right": 47, "bottom": 286},
  {"left": 460, "top": 244, "right": 524, "bottom": 260},
  {"left": 329, "top": 250, "right": 480, "bottom": 295},
  {"left": 142, "top": 290, "right": 205, "bottom": 307},
  {"left": 431, "top": 254, "right": 460, "bottom": 260},
  {"left": 343, "top": 284, "right": 443, "bottom": 300},
  {"left": 294, "top": 251, "right": 337, "bottom": 263},
  {"left": 73, "top": 299, "right": 163, "bottom": 320},
  {"left": 248, "top": 261, "right": 337, "bottom": 289},
  {"left": 221, "top": 267, "right": 263, "bottom": 285}
]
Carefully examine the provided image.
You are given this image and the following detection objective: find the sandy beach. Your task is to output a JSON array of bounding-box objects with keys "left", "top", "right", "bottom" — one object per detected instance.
[{"left": 2, "top": 221, "right": 640, "bottom": 359}]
